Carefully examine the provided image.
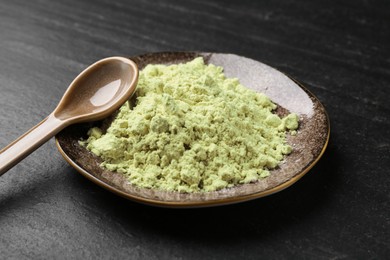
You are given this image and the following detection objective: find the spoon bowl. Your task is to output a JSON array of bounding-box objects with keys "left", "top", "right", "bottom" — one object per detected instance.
[
  {"left": 55, "top": 52, "right": 330, "bottom": 208},
  {"left": 0, "top": 57, "right": 138, "bottom": 175},
  {"left": 55, "top": 57, "right": 138, "bottom": 122}
]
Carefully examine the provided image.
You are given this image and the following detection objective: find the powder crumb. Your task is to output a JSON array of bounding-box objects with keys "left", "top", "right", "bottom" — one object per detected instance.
[{"left": 81, "top": 57, "right": 299, "bottom": 193}]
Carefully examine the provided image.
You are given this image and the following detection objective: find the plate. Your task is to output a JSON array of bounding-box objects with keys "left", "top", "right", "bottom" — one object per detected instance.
[{"left": 55, "top": 52, "right": 330, "bottom": 207}]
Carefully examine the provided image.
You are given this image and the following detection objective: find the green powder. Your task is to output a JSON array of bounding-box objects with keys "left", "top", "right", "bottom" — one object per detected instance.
[{"left": 81, "top": 57, "right": 299, "bottom": 193}]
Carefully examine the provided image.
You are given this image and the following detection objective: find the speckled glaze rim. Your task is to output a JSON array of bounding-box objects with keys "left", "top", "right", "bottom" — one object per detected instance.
[{"left": 55, "top": 52, "right": 330, "bottom": 208}]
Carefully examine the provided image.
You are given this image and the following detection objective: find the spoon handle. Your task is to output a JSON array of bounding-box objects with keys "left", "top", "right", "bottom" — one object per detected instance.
[{"left": 0, "top": 114, "right": 65, "bottom": 176}]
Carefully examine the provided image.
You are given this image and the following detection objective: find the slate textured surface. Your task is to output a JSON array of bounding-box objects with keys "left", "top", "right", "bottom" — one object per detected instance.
[{"left": 0, "top": 0, "right": 389, "bottom": 259}]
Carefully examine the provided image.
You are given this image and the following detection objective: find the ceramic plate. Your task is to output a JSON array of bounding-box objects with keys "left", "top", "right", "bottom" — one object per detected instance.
[{"left": 55, "top": 52, "right": 330, "bottom": 207}]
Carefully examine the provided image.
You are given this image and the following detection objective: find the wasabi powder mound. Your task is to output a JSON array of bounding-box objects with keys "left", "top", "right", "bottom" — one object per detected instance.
[{"left": 81, "top": 57, "right": 299, "bottom": 193}]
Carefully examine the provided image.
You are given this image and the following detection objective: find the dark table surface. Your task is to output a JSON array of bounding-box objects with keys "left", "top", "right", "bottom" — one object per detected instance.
[{"left": 1, "top": 0, "right": 389, "bottom": 259}]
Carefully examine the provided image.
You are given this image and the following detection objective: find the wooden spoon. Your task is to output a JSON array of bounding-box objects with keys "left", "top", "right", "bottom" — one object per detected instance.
[{"left": 0, "top": 57, "right": 138, "bottom": 175}]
